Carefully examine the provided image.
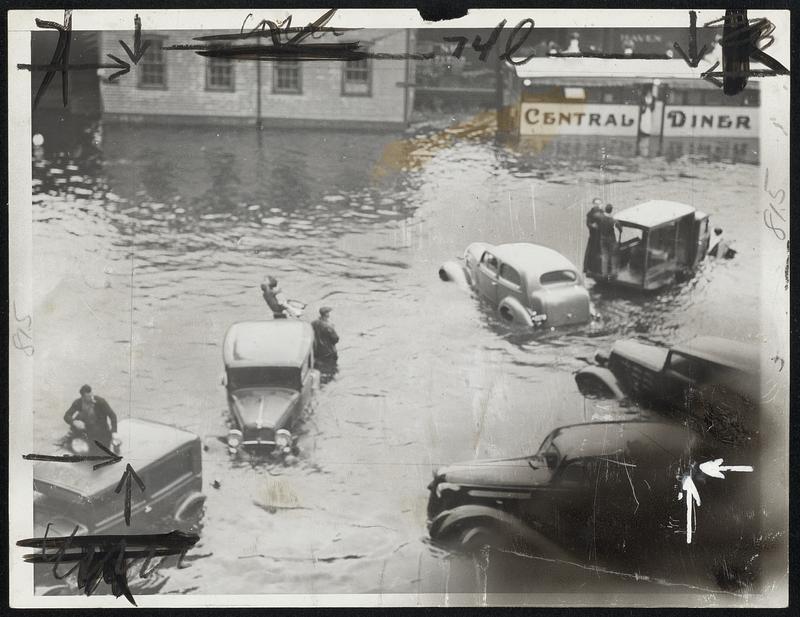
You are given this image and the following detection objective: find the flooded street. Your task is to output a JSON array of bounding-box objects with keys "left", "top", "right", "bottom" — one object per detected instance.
[{"left": 31, "top": 115, "right": 762, "bottom": 597}]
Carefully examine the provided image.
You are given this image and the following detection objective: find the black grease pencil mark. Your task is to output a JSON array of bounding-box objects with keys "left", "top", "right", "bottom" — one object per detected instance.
[
  {"left": 165, "top": 42, "right": 438, "bottom": 63},
  {"left": 17, "top": 527, "right": 199, "bottom": 606},
  {"left": 31, "top": 9, "right": 72, "bottom": 110},
  {"left": 115, "top": 463, "right": 146, "bottom": 526},
  {"left": 218, "top": 9, "right": 354, "bottom": 44},
  {"left": 195, "top": 26, "right": 357, "bottom": 43},
  {"left": 18, "top": 58, "right": 130, "bottom": 79},
  {"left": 18, "top": 9, "right": 790, "bottom": 107},
  {"left": 701, "top": 10, "right": 789, "bottom": 94},
  {"left": 117, "top": 13, "right": 150, "bottom": 65},
  {"left": 417, "top": 1, "right": 469, "bottom": 23},
  {"left": 23, "top": 440, "right": 123, "bottom": 470},
  {"left": 673, "top": 10, "right": 707, "bottom": 67}
]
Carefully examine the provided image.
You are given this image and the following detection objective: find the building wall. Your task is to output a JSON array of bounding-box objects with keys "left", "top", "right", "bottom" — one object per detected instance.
[{"left": 99, "top": 29, "right": 412, "bottom": 126}]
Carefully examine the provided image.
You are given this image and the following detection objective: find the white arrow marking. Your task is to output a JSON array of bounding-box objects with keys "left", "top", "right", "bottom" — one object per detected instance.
[
  {"left": 699, "top": 458, "right": 754, "bottom": 479},
  {"left": 680, "top": 474, "right": 701, "bottom": 544}
]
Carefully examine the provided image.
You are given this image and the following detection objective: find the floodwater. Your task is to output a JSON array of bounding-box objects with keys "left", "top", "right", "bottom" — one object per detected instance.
[{"left": 29, "top": 112, "right": 764, "bottom": 600}]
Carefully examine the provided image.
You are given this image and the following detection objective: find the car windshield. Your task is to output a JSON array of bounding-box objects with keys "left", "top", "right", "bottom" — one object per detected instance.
[{"left": 228, "top": 367, "right": 301, "bottom": 390}]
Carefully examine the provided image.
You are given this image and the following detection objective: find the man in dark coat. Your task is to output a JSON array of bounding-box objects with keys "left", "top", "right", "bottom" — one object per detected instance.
[
  {"left": 63, "top": 384, "right": 118, "bottom": 450},
  {"left": 312, "top": 307, "right": 339, "bottom": 365},
  {"left": 583, "top": 198, "right": 604, "bottom": 274},
  {"left": 598, "top": 204, "right": 619, "bottom": 277}
]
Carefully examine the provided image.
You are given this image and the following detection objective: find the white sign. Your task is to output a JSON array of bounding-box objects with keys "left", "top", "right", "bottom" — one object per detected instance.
[
  {"left": 662, "top": 105, "right": 759, "bottom": 138},
  {"left": 519, "top": 103, "right": 640, "bottom": 137}
]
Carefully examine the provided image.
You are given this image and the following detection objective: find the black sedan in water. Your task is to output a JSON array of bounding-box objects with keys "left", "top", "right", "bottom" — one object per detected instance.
[{"left": 427, "top": 420, "right": 760, "bottom": 588}]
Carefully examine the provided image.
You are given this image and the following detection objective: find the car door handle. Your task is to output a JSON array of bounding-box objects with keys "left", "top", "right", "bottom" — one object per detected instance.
[{"left": 491, "top": 281, "right": 497, "bottom": 286}]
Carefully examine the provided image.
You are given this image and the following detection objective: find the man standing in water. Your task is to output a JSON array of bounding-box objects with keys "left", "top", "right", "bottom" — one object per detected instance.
[
  {"left": 583, "top": 198, "right": 604, "bottom": 274},
  {"left": 63, "top": 385, "right": 119, "bottom": 451},
  {"left": 598, "top": 204, "right": 619, "bottom": 277},
  {"left": 312, "top": 306, "right": 339, "bottom": 368}
]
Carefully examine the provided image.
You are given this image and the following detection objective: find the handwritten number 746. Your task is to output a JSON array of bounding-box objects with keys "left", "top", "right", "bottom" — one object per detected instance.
[{"left": 443, "top": 18, "right": 536, "bottom": 66}]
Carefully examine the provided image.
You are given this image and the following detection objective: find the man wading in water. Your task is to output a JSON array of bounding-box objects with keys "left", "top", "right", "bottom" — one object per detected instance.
[
  {"left": 598, "top": 203, "right": 619, "bottom": 278},
  {"left": 312, "top": 306, "right": 339, "bottom": 379},
  {"left": 583, "top": 198, "right": 604, "bottom": 275}
]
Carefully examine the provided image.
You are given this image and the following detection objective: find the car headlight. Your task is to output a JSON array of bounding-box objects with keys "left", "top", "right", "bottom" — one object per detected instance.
[
  {"left": 227, "top": 429, "right": 243, "bottom": 449},
  {"left": 275, "top": 429, "right": 292, "bottom": 450}
]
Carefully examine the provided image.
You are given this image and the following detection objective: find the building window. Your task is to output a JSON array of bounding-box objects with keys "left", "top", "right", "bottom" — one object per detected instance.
[
  {"left": 138, "top": 38, "right": 166, "bottom": 89},
  {"left": 342, "top": 56, "right": 371, "bottom": 96},
  {"left": 564, "top": 87, "right": 586, "bottom": 100},
  {"left": 206, "top": 57, "right": 234, "bottom": 91},
  {"left": 273, "top": 60, "right": 302, "bottom": 94}
]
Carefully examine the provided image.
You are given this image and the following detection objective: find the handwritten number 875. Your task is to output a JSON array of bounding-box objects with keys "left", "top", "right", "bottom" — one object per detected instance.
[{"left": 443, "top": 19, "right": 536, "bottom": 66}]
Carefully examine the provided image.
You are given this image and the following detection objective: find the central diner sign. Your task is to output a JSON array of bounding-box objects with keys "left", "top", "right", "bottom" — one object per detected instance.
[{"left": 519, "top": 103, "right": 640, "bottom": 137}]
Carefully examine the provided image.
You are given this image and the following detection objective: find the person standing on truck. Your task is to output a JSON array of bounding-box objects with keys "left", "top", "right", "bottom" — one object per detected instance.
[
  {"left": 63, "top": 384, "right": 119, "bottom": 451},
  {"left": 262, "top": 276, "right": 293, "bottom": 319}
]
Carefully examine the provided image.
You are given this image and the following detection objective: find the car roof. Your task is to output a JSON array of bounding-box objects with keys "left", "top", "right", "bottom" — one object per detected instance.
[
  {"left": 490, "top": 243, "right": 578, "bottom": 275},
  {"left": 671, "top": 336, "right": 759, "bottom": 373},
  {"left": 614, "top": 200, "right": 696, "bottom": 228},
  {"left": 548, "top": 420, "right": 699, "bottom": 463},
  {"left": 33, "top": 418, "right": 199, "bottom": 497},
  {"left": 223, "top": 320, "right": 314, "bottom": 368}
]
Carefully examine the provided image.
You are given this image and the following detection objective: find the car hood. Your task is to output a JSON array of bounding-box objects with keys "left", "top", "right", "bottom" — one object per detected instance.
[
  {"left": 611, "top": 339, "right": 669, "bottom": 372},
  {"left": 437, "top": 456, "right": 554, "bottom": 489},
  {"left": 230, "top": 387, "right": 299, "bottom": 430}
]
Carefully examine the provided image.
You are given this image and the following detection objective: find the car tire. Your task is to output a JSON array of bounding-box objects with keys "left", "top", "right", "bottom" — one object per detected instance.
[
  {"left": 497, "top": 298, "right": 534, "bottom": 327},
  {"left": 438, "top": 261, "right": 470, "bottom": 290},
  {"left": 457, "top": 524, "right": 503, "bottom": 556},
  {"left": 575, "top": 373, "right": 616, "bottom": 399},
  {"left": 175, "top": 492, "right": 207, "bottom": 525}
]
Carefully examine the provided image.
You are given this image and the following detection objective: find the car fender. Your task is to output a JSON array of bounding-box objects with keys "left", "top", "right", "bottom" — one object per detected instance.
[
  {"left": 575, "top": 366, "right": 625, "bottom": 399},
  {"left": 174, "top": 491, "right": 207, "bottom": 524},
  {"left": 497, "top": 296, "right": 534, "bottom": 327},
  {"left": 438, "top": 260, "right": 471, "bottom": 290},
  {"left": 429, "top": 505, "right": 571, "bottom": 560}
]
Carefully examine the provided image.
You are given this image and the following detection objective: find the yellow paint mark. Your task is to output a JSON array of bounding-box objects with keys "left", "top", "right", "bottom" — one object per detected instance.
[
  {"left": 259, "top": 476, "right": 302, "bottom": 510},
  {"left": 372, "top": 88, "right": 581, "bottom": 180}
]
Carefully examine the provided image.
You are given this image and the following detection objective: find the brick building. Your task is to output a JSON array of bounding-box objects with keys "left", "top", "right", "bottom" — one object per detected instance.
[{"left": 99, "top": 29, "right": 416, "bottom": 129}]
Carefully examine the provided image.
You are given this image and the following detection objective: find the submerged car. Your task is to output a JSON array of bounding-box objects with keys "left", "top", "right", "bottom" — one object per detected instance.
[
  {"left": 575, "top": 336, "right": 760, "bottom": 446},
  {"left": 33, "top": 418, "right": 206, "bottom": 536},
  {"left": 585, "top": 200, "right": 710, "bottom": 291},
  {"left": 222, "top": 320, "right": 319, "bottom": 456},
  {"left": 427, "top": 420, "right": 759, "bottom": 584},
  {"left": 439, "top": 242, "right": 593, "bottom": 327}
]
